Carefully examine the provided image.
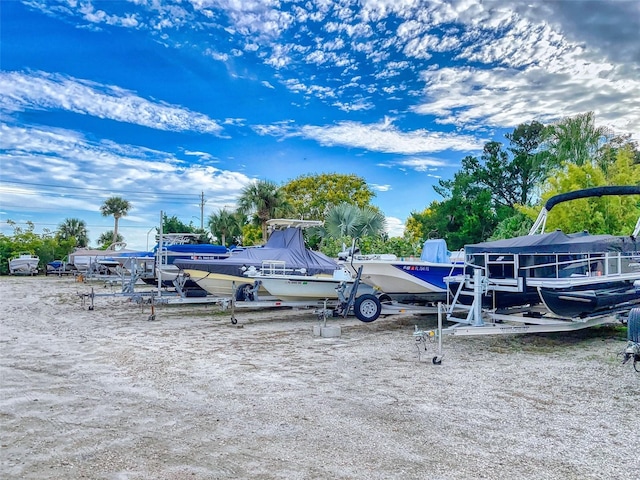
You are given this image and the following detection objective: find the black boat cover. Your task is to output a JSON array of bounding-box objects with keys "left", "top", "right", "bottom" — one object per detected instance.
[
  {"left": 173, "top": 227, "right": 338, "bottom": 276},
  {"left": 466, "top": 230, "right": 639, "bottom": 255}
]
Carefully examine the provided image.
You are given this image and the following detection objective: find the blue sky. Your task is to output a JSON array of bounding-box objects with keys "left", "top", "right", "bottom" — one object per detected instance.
[{"left": 1, "top": 0, "right": 639, "bottom": 250}]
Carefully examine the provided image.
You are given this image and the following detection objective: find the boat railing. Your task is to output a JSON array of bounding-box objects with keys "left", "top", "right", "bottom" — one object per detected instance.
[{"left": 520, "top": 251, "right": 639, "bottom": 280}]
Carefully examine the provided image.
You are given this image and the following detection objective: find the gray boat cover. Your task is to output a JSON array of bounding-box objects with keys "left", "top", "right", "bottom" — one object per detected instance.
[
  {"left": 174, "top": 227, "right": 338, "bottom": 276},
  {"left": 466, "top": 230, "right": 639, "bottom": 255}
]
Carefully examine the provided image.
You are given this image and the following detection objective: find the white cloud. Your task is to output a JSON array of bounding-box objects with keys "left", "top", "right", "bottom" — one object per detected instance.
[
  {"left": 384, "top": 216, "right": 405, "bottom": 238},
  {"left": 0, "top": 71, "right": 224, "bottom": 134},
  {"left": 0, "top": 122, "right": 251, "bottom": 218},
  {"left": 397, "top": 157, "right": 449, "bottom": 171},
  {"left": 299, "top": 117, "right": 484, "bottom": 154},
  {"left": 206, "top": 49, "right": 229, "bottom": 61},
  {"left": 414, "top": 62, "right": 640, "bottom": 135},
  {"left": 332, "top": 98, "right": 375, "bottom": 112},
  {"left": 370, "top": 184, "right": 391, "bottom": 192}
]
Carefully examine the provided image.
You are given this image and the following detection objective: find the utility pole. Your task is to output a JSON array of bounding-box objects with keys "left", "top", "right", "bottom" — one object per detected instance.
[{"left": 200, "top": 191, "right": 205, "bottom": 230}]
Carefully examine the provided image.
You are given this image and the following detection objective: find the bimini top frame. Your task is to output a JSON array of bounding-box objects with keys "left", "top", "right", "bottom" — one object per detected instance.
[{"left": 528, "top": 185, "right": 640, "bottom": 236}]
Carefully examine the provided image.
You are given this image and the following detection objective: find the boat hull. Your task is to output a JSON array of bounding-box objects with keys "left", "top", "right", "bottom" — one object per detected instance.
[
  {"left": 255, "top": 275, "right": 374, "bottom": 301},
  {"left": 9, "top": 256, "right": 39, "bottom": 275},
  {"left": 348, "top": 259, "right": 462, "bottom": 304},
  {"left": 538, "top": 281, "right": 640, "bottom": 318},
  {"left": 184, "top": 269, "right": 269, "bottom": 298}
]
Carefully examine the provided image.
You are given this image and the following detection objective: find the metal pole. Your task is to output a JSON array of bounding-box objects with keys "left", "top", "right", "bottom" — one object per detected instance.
[
  {"left": 200, "top": 192, "right": 205, "bottom": 230},
  {"left": 157, "top": 210, "right": 163, "bottom": 297},
  {"left": 473, "top": 268, "right": 483, "bottom": 327},
  {"left": 437, "top": 302, "right": 443, "bottom": 358}
]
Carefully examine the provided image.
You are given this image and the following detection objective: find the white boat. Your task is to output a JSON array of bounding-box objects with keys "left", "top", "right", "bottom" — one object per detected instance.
[
  {"left": 345, "top": 239, "right": 463, "bottom": 304},
  {"left": 245, "top": 261, "right": 375, "bottom": 301},
  {"left": 182, "top": 269, "right": 270, "bottom": 299},
  {"left": 68, "top": 242, "right": 139, "bottom": 273},
  {"left": 9, "top": 253, "right": 39, "bottom": 275},
  {"left": 175, "top": 220, "right": 338, "bottom": 298}
]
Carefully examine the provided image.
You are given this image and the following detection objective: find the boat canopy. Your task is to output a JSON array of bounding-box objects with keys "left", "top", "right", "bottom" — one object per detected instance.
[{"left": 466, "top": 230, "right": 639, "bottom": 255}]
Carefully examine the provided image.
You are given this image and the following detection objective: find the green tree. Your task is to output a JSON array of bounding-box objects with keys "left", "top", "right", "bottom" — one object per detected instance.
[
  {"left": 237, "top": 180, "right": 290, "bottom": 242},
  {"left": 162, "top": 214, "right": 195, "bottom": 234},
  {"left": 208, "top": 208, "right": 244, "bottom": 247},
  {"left": 529, "top": 146, "right": 640, "bottom": 235},
  {"left": 241, "top": 223, "right": 262, "bottom": 247},
  {"left": 324, "top": 203, "right": 386, "bottom": 240},
  {"left": 461, "top": 121, "right": 551, "bottom": 209},
  {"left": 56, "top": 218, "right": 89, "bottom": 247},
  {"left": 100, "top": 196, "right": 131, "bottom": 244},
  {"left": 97, "top": 231, "right": 124, "bottom": 248},
  {"left": 405, "top": 204, "right": 439, "bottom": 243},
  {"left": 595, "top": 133, "right": 640, "bottom": 178},
  {"left": 544, "top": 111, "right": 611, "bottom": 167},
  {"left": 0, "top": 221, "right": 75, "bottom": 274},
  {"left": 488, "top": 211, "right": 533, "bottom": 240},
  {"left": 281, "top": 173, "right": 375, "bottom": 221}
]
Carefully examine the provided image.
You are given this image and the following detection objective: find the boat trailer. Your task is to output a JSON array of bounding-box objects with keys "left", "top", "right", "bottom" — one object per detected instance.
[{"left": 413, "top": 268, "right": 635, "bottom": 365}]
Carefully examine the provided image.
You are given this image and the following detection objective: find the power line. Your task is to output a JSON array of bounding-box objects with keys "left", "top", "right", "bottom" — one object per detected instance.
[
  {"left": 0, "top": 220, "right": 158, "bottom": 230},
  {"left": 0, "top": 180, "right": 200, "bottom": 197}
]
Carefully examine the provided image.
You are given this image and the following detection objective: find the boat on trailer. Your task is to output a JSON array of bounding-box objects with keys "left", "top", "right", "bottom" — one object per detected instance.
[
  {"left": 345, "top": 238, "right": 463, "bottom": 304},
  {"left": 175, "top": 219, "right": 339, "bottom": 299},
  {"left": 444, "top": 186, "right": 640, "bottom": 333},
  {"left": 9, "top": 253, "right": 39, "bottom": 275},
  {"left": 144, "top": 233, "right": 230, "bottom": 288},
  {"left": 244, "top": 260, "right": 375, "bottom": 301},
  {"left": 412, "top": 187, "right": 640, "bottom": 364}
]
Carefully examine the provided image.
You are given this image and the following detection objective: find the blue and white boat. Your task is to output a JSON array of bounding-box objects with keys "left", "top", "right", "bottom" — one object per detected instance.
[{"left": 345, "top": 239, "right": 463, "bottom": 304}]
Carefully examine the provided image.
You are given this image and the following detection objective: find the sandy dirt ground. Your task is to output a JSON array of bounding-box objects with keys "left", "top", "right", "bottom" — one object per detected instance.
[{"left": 1, "top": 276, "right": 638, "bottom": 480}]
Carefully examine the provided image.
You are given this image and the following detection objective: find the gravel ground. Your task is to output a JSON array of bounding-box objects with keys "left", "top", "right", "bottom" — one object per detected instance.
[{"left": 1, "top": 276, "right": 638, "bottom": 480}]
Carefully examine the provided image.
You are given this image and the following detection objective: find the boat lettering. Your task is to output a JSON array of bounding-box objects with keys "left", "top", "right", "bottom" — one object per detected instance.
[{"left": 402, "top": 265, "right": 430, "bottom": 271}]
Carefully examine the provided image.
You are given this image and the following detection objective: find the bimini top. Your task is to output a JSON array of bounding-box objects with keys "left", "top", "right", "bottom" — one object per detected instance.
[
  {"left": 529, "top": 185, "right": 640, "bottom": 235},
  {"left": 466, "top": 230, "right": 639, "bottom": 255}
]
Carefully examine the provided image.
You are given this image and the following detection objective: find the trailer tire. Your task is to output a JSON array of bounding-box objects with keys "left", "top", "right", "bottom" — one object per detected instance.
[
  {"left": 354, "top": 294, "right": 381, "bottom": 323},
  {"left": 377, "top": 293, "right": 393, "bottom": 304},
  {"left": 628, "top": 308, "right": 640, "bottom": 343}
]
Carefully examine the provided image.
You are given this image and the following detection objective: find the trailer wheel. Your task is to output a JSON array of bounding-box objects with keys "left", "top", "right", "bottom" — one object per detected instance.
[
  {"left": 377, "top": 293, "right": 393, "bottom": 305},
  {"left": 628, "top": 308, "right": 640, "bottom": 343},
  {"left": 354, "top": 294, "right": 381, "bottom": 323},
  {"left": 235, "top": 283, "right": 254, "bottom": 302}
]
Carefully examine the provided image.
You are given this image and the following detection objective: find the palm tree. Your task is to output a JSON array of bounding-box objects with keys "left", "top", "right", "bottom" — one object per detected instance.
[
  {"left": 545, "top": 112, "right": 611, "bottom": 167},
  {"left": 57, "top": 218, "right": 89, "bottom": 247},
  {"left": 237, "top": 180, "right": 289, "bottom": 242},
  {"left": 99, "top": 196, "right": 131, "bottom": 244},
  {"left": 97, "top": 230, "right": 123, "bottom": 248},
  {"left": 355, "top": 206, "right": 386, "bottom": 238},
  {"left": 208, "top": 208, "right": 238, "bottom": 247},
  {"left": 325, "top": 203, "right": 386, "bottom": 239},
  {"left": 325, "top": 203, "right": 362, "bottom": 238}
]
